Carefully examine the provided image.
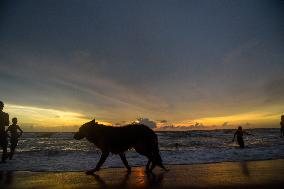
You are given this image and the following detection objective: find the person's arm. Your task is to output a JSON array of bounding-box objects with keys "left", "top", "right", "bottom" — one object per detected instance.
[
  {"left": 6, "top": 113, "right": 10, "bottom": 126},
  {"left": 244, "top": 130, "right": 252, "bottom": 135},
  {"left": 17, "top": 125, "right": 23, "bottom": 136},
  {"left": 6, "top": 126, "right": 11, "bottom": 138},
  {"left": 232, "top": 131, "right": 236, "bottom": 142},
  {"left": 281, "top": 122, "right": 283, "bottom": 136}
]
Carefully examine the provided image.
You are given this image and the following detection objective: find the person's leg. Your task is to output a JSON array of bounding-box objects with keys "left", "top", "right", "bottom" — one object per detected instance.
[
  {"left": 3, "top": 146, "right": 7, "bottom": 162},
  {"left": 9, "top": 140, "right": 17, "bottom": 160},
  {"left": 0, "top": 143, "right": 3, "bottom": 163},
  {"left": 237, "top": 137, "right": 244, "bottom": 148},
  {"left": 240, "top": 138, "right": 245, "bottom": 148},
  {"left": 1, "top": 142, "right": 8, "bottom": 163}
]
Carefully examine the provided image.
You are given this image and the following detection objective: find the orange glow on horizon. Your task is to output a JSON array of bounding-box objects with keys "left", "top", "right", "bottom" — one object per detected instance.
[
  {"left": 4, "top": 103, "right": 282, "bottom": 130},
  {"left": 5, "top": 104, "right": 111, "bottom": 127},
  {"left": 172, "top": 111, "right": 281, "bottom": 128}
]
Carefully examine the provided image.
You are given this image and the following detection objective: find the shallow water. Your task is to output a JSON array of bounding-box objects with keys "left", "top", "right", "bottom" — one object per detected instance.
[{"left": 1, "top": 128, "right": 284, "bottom": 171}]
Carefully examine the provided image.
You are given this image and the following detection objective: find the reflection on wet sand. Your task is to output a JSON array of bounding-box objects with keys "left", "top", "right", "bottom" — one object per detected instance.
[
  {"left": 92, "top": 172, "right": 130, "bottom": 188},
  {"left": 0, "top": 171, "right": 14, "bottom": 186},
  {"left": 92, "top": 168, "right": 165, "bottom": 189},
  {"left": 0, "top": 160, "right": 283, "bottom": 188},
  {"left": 239, "top": 161, "right": 250, "bottom": 177}
]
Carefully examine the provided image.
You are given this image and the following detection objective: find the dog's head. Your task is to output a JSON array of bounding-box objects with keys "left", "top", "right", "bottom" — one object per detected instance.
[{"left": 74, "top": 119, "right": 97, "bottom": 140}]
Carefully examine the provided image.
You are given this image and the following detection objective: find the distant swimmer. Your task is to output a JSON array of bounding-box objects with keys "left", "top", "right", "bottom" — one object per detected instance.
[
  {"left": 7, "top": 117, "right": 23, "bottom": 160},
  {"left": 232, "top": 126, "right": 251, "bottom": 148},
  {"left": 281, "top": 115, "right": 284, "bottom": 137},
  {"left": 0, "top": 101, "right": 9, "bottom": 163}
]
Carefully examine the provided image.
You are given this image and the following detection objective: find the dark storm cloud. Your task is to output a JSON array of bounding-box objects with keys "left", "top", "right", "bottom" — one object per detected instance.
[{"left": 0, "top": 0, "right": 283, "bottom": 123}]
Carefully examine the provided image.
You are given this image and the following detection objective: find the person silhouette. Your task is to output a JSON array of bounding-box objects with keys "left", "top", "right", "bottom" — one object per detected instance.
[
  {"left": 7, "top": 117, "right": 23, "bottom": 160},
  {"left": 232, "top": 126, "right": 251, "bottom": 148},
  {"left": 280, "top": 115, "right": 284, "bottom": 137},
  {"left": 0, "top": 101, "right": 9, "bottom": 163}
]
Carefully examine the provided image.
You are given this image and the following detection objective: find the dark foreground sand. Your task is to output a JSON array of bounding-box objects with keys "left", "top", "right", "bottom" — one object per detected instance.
[{"left": 0, "top": 159, "right": 284, "bottom": 189}]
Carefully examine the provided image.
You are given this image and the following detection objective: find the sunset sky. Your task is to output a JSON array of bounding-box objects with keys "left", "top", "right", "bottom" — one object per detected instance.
[{"left": 0, "top": 0, "right": 283, "bottom": 130}]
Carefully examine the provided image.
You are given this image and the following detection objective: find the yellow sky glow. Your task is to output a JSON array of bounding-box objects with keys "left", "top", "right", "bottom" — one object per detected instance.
[
  {"left": 174, "top": 111, "right": 281, "bottom": 128},
  {"left": 4, "top": 103, "right": 282, "bottom": 130},
  {"left": 5, "top": 104, "right": 111, "bottom": 127}
]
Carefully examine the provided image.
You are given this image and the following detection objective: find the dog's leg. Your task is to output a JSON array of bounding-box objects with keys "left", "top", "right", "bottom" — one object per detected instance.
[
  {"left": 153, "top": 152, "right": 169, "bottom": 171},
  {"left": 119, "top": 153, "right": 131, "bottom": 172},
  {"left": 86, "top": 152, "right": 109, "bottom": 175},
  {"left": 150, "top": 161, "right": 168, "bottom": 172},
  {"left": 146, "top": 159, "right": 152, "bottom": 172},
  {"left": 158, "top": 162, "right": 169, "bottom": 171},
  {"left": 150, "top": 162, "right": 156, "bottom": 171}
]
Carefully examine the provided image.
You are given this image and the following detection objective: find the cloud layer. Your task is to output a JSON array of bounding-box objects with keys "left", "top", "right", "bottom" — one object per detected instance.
[{"left": 0, "top": 0, "right": 283, "bottom": 128}]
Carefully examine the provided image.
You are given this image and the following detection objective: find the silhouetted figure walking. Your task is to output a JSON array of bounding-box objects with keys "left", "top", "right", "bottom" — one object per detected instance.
[
  {"left": 232, "top": 126, "right": 250, "bottom": 148},
  {"left": 0, "top": 101, "right": 9, "bottom": 163},
  {"left": 280, "top": 115, "right": 284, "bottom": 137},
  {"left": 7, "top": 117, "right": 23, "bottom": 160}
]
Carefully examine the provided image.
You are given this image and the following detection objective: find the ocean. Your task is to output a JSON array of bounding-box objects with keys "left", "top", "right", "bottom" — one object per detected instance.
[{"left": 0, "top": 128, "right": 283, "bottom": 171}]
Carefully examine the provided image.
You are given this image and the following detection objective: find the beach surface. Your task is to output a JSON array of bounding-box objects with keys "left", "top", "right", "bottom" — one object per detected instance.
[{"left": 0, "top": 159, "right": 284, "bottom": 189}]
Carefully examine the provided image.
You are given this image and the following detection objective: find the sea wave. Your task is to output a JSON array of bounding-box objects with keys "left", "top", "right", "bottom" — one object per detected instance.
[{"left": 1, "top": 128, "right": 283, "bottom": 171}]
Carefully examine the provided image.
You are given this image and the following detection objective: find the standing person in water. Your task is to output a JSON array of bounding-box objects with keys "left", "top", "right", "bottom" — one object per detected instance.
[
  {"left": 0, "top": 101, "right": 9, "bottom": 163},
  {"left": 280, "top": 115, "right": 284, "bottom": 137},
  {"left": 7, "top": 117, "right": 23, "bottom": 160},
  {"left": 232, "top": 126, "right": 251, "bottom": 148}
]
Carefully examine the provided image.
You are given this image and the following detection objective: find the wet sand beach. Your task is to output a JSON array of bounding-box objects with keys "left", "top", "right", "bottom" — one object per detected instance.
[{"left": 0, "top": 159, "right": 283, "bottom": 189}]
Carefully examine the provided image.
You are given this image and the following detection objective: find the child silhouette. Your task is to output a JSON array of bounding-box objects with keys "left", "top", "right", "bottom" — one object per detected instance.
[{"left": 7, "top": 117, "right": 23, "bottom": 160}]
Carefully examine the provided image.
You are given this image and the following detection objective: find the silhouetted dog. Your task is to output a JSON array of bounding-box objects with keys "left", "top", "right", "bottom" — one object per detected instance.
[{"left": 74, "top": 119, "right": 167, "bottom": 174}]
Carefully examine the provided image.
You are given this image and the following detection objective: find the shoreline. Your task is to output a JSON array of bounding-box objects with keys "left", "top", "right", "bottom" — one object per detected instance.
[
  {"left": 3, "top": 158, "right": 283, "bottom": 173},
  {"left": 1, "top": 159, "right": 284, "bottom": 188}
]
